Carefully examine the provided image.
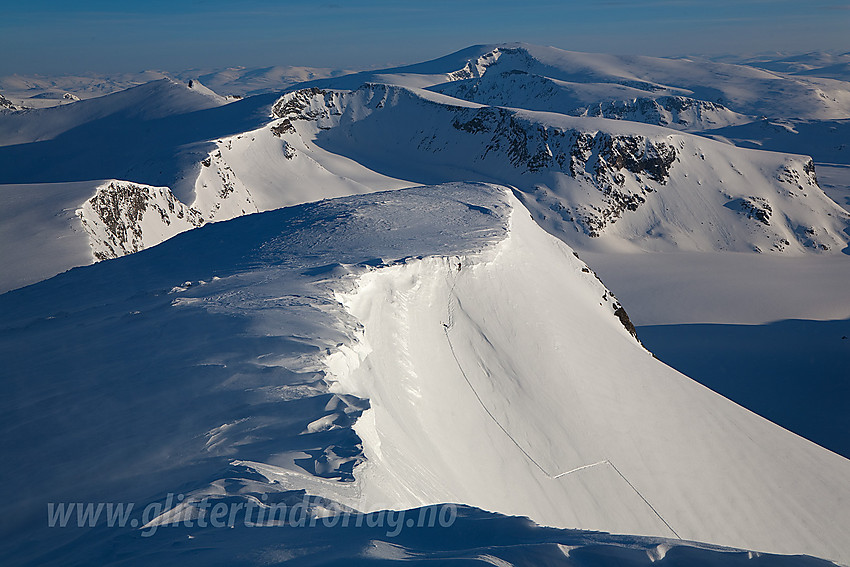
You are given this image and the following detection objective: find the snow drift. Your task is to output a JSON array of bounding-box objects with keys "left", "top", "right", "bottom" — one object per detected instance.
[{"left": 2, "top": 183, "right": 848, "bottom": 565}]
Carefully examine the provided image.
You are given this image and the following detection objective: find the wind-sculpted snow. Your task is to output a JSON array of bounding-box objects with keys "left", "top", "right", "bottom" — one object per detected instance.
[
  {"left": 263, "top": 83, "right": 849, "bottom": 253},
  {"left": 17, "top": 504, "right": 839, "bottom": 567},
  {"left": 3, "top": 183, "right": 849, "bottom": 565},
  {"left": 0, "top": 183, "right": 509, "bottom": 563}
]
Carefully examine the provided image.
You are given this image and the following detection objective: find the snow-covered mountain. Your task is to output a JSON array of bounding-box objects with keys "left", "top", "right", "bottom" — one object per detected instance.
[
  {"left": 0, "top": 78, "right": 281, "bottom": 196},
  {"left": 736, "top": 51, "right": 850, "bottom": 81},
  {"left": 0, "top": 180, "right": 203, "bottom": 293},
  {"left": 3, "top": 46, "right": 850, "bottom": 295},
  {"left": 3, "top": 41, "right": 850, "bottom": 566},
  {"left": 0, "top": 66, "right": 353, "bottom": 109},
  {"left": 308, "top": 43, "right": 850, "bottom": 121},
  {"left": 438, "top": 70, "right": 751, "bottom": 132},
  {"left": 0, "top": 78, "right": 227, "bottom": 148},
  {"left": 2, "top": 184, "right": 849, "bottom": 565},
  {"left": 259, "top": 84, "right": 848, "bottom": 253}
]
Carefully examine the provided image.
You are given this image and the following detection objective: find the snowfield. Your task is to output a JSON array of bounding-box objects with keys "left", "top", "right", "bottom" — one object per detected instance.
[
  {"left": 2, "top": 41, "right": 850, "bottom": 566},
  {"left": 3, "top": 43, "right": 850, "bottom": 297},
  {"left": 2, "top": 184, "right": 849, "bottom": 565}
]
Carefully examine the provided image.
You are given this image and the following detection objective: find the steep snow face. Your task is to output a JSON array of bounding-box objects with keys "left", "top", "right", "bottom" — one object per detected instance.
[
  {"left": 434, "top": 70, "right": 752, "bottom": 131},
  {"left": 192, "top": 145, "right": 260, "bottom": 221},
  {"left": 327, "top": 192, "right": 850, "bottom": 562},
  {"left": 77, "top": 180, "right": 204, "bottom": 260},
  {"left": 0, "top": 183, "right": 510, "bottom": 563},
  {"left": 184, "top": 79, "right": 228, "bottom": 104},
  {"left": 3, "top": 183, "right": 848, "bottom": 565},
  {"left": 266, "top": 84, "right": 849, "bottom": 254},
  {"left": 189, "top": 123, "right": 411, "bottom": 223}
]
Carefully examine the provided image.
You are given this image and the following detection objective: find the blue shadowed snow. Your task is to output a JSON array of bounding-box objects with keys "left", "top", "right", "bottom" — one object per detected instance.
[{"left": 638, "top": 318, "right": 850, "bottom": 459}]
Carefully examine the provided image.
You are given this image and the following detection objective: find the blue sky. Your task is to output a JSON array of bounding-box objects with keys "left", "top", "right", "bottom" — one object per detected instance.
[{"left": 1, "top": 0, "right": 849, "bottom": 75}]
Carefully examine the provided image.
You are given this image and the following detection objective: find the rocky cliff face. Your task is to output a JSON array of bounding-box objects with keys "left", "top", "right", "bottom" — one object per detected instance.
[
  {"left": 450, "top": 105, "right": 678, "bottom": 236},
  {"left": 273, "top": 85, "right": 680, "bottom": 237},
  {"left": 270, "top": 84, "right": 849, "bottom": 253},
  {"left": 77, "top": 180, "right": 204, "bottom": 260},
  {"left": 580, "top": 96, "right": 747, "bottom": 130},
  {"left": 436, "top": 69, "right": 751, "bottom": 132}
]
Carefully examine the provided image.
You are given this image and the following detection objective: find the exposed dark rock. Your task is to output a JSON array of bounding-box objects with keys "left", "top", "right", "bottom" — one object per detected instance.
[
  {"left": 0, "top": 92, "right": 21, "bottom": 111},
  {"left": 726, "top": 197, "right": 772, "bottom": 225},
  {"left": 452, "top": 105, "right": 677, "bottom": 236},
  {"left": 80, "top": 182, "right": 204, "bottom": 261},
  {"left": 613, "top": 303, "right": 639, "bottom": 339}
]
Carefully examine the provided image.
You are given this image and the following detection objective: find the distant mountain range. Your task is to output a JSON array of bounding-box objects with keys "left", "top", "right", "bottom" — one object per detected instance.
[{"left": 2, "top": 43, "right": 850, "bottom": 566}]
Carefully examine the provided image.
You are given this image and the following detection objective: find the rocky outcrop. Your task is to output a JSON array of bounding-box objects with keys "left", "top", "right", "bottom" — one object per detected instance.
[
  {"left": 194, "top": 146, "right": 259, "bottom": 221},
  {"left": 77, "top": 180, "right": 204, "bottom": 260},
  {"left": 581, "top": 96, "right": 746, "bottom": 130},
  {"left": 445, "top": 47, "right": 525, "bottom": 81},
  {"left": 0, "top": 92, "right": 21, "bottom": 111},
  {"left": 452, "top": 105, "right": 677, "bottom": 236},
  {"left": 270, "top": 84, "right": 849, "bottom": 253},
  {"left": 437, "top": 68, "right": 750, "bottom": 131}
]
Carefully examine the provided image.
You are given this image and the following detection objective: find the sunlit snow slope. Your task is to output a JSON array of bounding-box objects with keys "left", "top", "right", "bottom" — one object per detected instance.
[
  {"left": 2, "top": 184, "right": 848, "bottom": 565},
  {"left": 3, "top": 43, "right": 850, "bottom": 296},
  {"left": 309, "top": 43, "right": 850, "bottom": 121}
]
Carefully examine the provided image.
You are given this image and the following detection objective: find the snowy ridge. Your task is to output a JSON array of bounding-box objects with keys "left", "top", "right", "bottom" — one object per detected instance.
[
  {"left": 447, "top": 44, "right": 850, "bottom": 120},
  {"left": 77, "top": 180, "right": 204, "bottom": 260},
  {"left": 0, "top": 78, "right": 227, "bottom": 148},
  {"left": 264, "top": 83, "right": 849, "bottom": 253},
  {"left": 312, "top": 43, "right": 850, "bottom": 121},
  {"left": 3, "top": 183, "right": 849, "bottom": 565},
  {"left": 2, "top": 46, "right": 849, "bottom": 298},
  {"left": 324, "top": 190, "right": 850, "bottom": 562}
]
